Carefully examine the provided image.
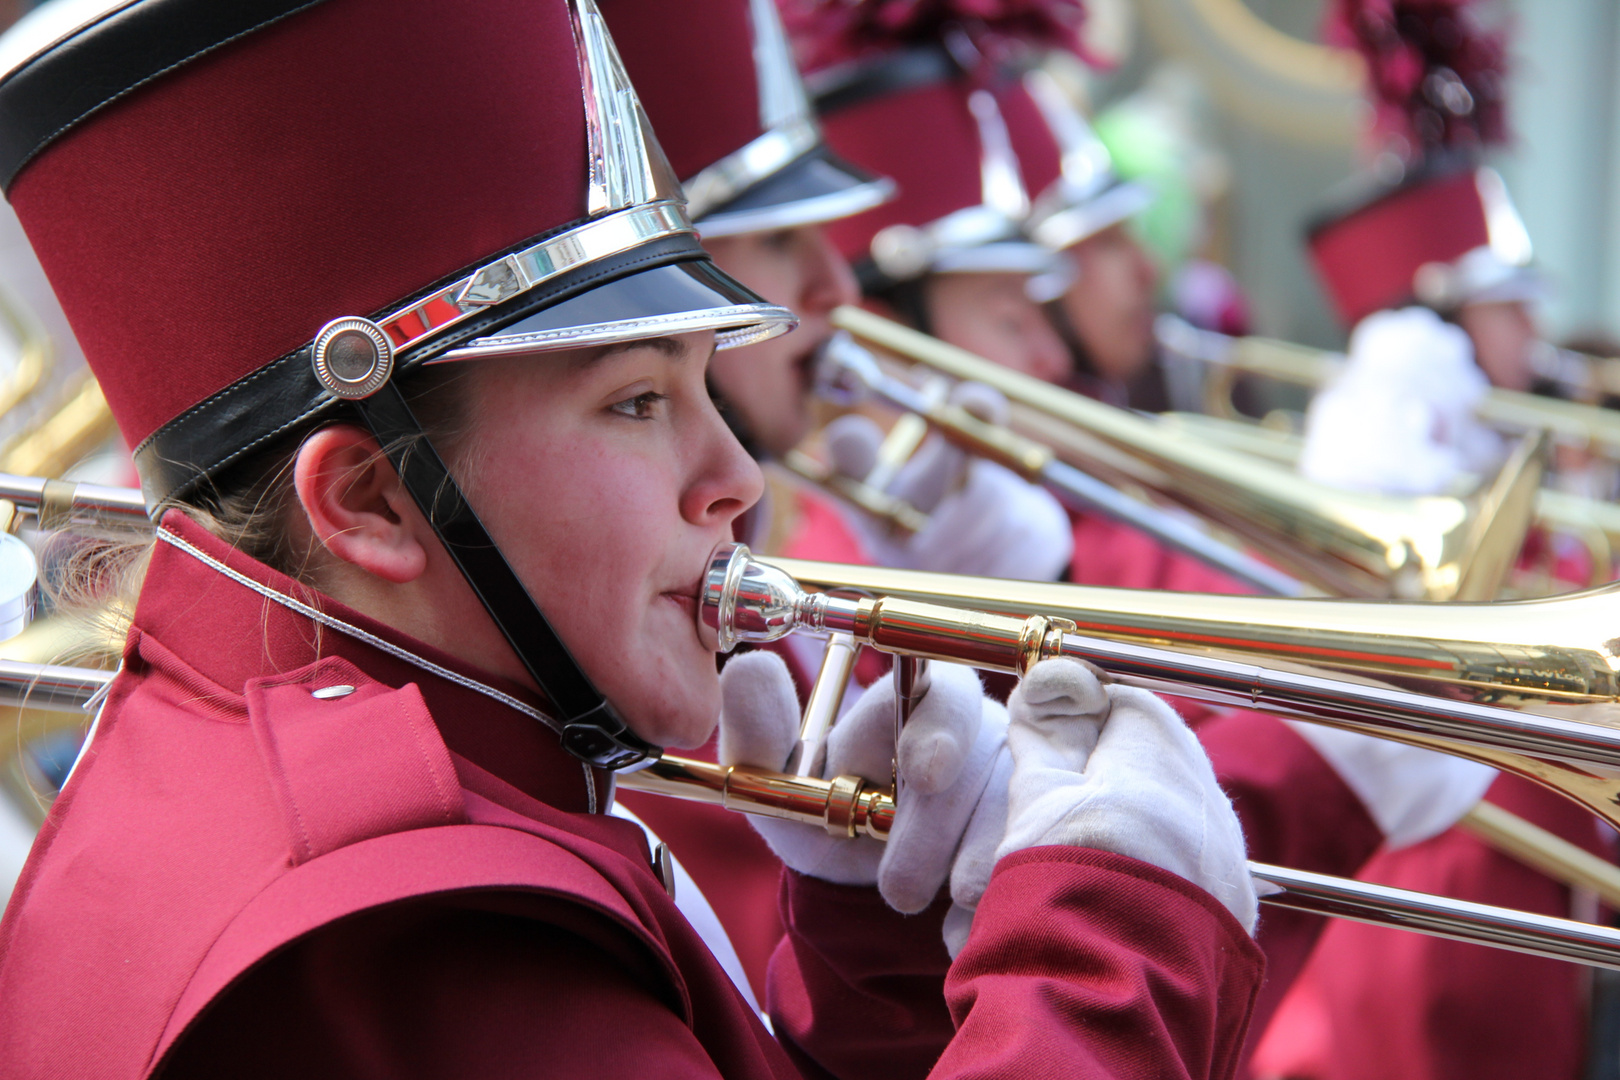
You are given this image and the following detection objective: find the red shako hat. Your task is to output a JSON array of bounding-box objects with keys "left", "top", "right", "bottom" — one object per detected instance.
[
  {"left": 1307, "top": 161, "right": 1533, "bottom": 324},
  {"left": 0, "top": 0, "right": 799, "bottom": 771},
  {"left": 603, "top": 0, "right": 892, "bottom": 236},
  {"left": 1305, "top": 0, "right": 1535, "bottom": 325},
  {"left": 789, "top": 1, "right": 1083, "bottom": 289},
  {"left": 0, "top": 0, "right": 794, "bottom": 508}
]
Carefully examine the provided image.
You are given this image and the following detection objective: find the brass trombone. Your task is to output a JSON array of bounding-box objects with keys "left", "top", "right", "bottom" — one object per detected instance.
[
  {"left": 817, "top": 330, "right": 1310, "bottom": 597},
  {"left": 831, "top": 305, "right": 1546, "bottom": 603},
  {"left": 1156, "top": 313, "right": 1620, "bottom": 457},
  {"left": 634, "top": 541, "right": 1620, "bottom": 969},
  {"left": 1159, "top": 410, "right": 1620, "bottom": 591}
]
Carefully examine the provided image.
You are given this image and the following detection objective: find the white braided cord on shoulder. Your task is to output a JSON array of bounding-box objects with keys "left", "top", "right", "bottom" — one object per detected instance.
[{"left": 155, "top": 527, "right": 599, "bottom": 812}]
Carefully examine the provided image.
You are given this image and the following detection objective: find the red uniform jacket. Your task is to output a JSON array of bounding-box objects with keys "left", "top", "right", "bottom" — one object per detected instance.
[{"left": 0, "top": 512, "right": 1263, "bottom": 1078}]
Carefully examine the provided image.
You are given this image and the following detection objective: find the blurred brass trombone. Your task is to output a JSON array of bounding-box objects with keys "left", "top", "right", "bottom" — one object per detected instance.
[
  {"left": 1159, "top": 410, "right": 1620, "bottom": 590},
  {"left": 1156, "top": 313, "right": 1620, "bottom": 457},
  {"left": 814, "top": 330, "right": 1310, "bottom": 597},
  {"left": 829, "top": 305, "right": 1546, "bottom": 603}
]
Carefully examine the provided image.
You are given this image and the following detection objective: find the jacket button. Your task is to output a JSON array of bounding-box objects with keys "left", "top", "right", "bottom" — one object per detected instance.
[{"left": 311, "top": 684, "right": 357, "bottom": 700}]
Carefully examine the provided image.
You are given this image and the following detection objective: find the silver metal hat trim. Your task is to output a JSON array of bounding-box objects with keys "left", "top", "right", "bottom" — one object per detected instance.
[
  {"left": 697, "top": 174, "right": 896, "bottom": 237},
  {"left": 1022, "top": 68, "right": 1149, "bottom": 251},
  {"left": 1024, "top": 70, "right": 1114, "bottom": 202},
  {"left": 376, "top": 201, "right": 693, "bottom": 354},
  {"left": 749, "top": 0, "right": 812, "bottom": 133},
  {"left": 1476, "top": 167, "right": 1533, "bottom": 268},
  {"left": 931, "top": 240, "right": 1064, "bottom": 276},
  {"left": 684, "top": 119, "right": 821, "bottom": 221},
  {"left": 572, "top": 0, "right": 684, "bottom": 216},
  {"left": 1030, "top": 179, "right": 1154, "bottom": 251},
  {"left": 971, "top": 90, "right": 1030, "bottom": 225},
  {"left": 682, "top": 0, "right": 891, "bottom": 232},
  {"left": 439, "top": 303, "right": 798, "bottom": 362}
]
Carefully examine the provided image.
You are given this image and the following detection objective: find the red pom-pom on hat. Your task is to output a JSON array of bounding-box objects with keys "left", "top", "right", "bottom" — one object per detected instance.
[
  {"left": 783, "top": 0, "right": 1088, "bottom": 74},
  {"left": 1326, "top": 0, "right": 1509, "bottom": 158}
]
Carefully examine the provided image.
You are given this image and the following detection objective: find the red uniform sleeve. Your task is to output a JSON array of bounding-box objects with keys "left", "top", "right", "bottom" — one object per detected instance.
[
  {"left": 157, "top": 901, "right": 743, "bottom": 1080},
  {"left": 769, "top": 847, "right": 1265, "bottom": 1080},
  {"left": 1195, "top": 709, "right": 1384, "bottom": 1066}
]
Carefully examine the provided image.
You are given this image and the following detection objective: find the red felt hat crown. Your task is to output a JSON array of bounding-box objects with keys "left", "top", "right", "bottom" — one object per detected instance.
[
  {"left": 815, "top": 72, "right": 1057, "bottom": 286},
  {"left": 1306, "top": 162, "right": 1532, "bottom": 324},
  {"left": 604, "top": 0, "right": 890, "bottom": 236},
  {"left": 1308, "top": 1, "right": 1525, "bottom": 325},
  {"left": 0, "top": 0, "right": 793, "bottom": 507},
  {"left": 792, "top": 3, "right": 1074, "bottom": 288}
]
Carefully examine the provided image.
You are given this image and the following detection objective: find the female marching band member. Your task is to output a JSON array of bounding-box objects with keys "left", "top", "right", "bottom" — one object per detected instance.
[{"left": 0, "top": 1, "right": 1266, "bottom": 1076}]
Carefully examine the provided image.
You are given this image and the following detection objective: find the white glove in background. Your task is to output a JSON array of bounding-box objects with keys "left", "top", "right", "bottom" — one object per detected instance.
[
  {"left": 896, "top": 457, "right": 1074, "bottom": 581},
  {"left": 717, "top": 651, "right": 1008, "bottom": 915},
  {"left": 1300, "top": 307, "right": 1505, "bottom": 495},
  {"left": 1295, "top": 307, "right": 1502, "bottom": 843},
  {"left": 1282, "top": 721, "right": 1498, "bottom": 849},
  {"left": 986, "top": 658, "right": 1258, "bottom": 941},
  {"left": 826, "top": 390, "right": 1074, "bottom": 582}
]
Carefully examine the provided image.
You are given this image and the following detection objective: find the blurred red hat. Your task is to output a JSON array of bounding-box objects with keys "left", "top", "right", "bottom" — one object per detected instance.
[
  {"left": 1307, "top": 162, "right": 1536, "bottom": 325},
  {"left": 604, "top": 0, "right": 892, "bottom": 237},
  {"left": 794, "top": 14, "right": 1065, "bottom": 289},
  {"left": 0, "top": 0, "right": 794, "bottom": 507},
  {"left": 1307, "top": 0, "right": 1534, "bottom": 325}
]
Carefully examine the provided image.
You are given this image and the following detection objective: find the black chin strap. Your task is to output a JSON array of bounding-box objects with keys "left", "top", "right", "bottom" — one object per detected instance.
[{"left": 356, "top": 381, "right": 660, "bottom": 772}]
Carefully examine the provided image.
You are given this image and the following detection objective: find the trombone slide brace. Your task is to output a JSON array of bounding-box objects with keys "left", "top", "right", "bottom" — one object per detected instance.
[{"left": 622, "top": 755, "right": 895, "bottom": 840}]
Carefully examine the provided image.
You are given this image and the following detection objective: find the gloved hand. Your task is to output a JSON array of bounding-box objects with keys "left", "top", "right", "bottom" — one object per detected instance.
[
  {"left": 944, "top": 658, "right": 1257, "bottom": 954},
  {"left": 828, "top": 385, "right": 1074, "bottom": 581},
  {"left": 718, "top": 650, "right": 1009, "bottom": 915},
  {"left": 1300, "top": 307, "right": 1504, "bottom": 495},
  {"left": 1283, "top": 721, "right": 1497, "bottom": 849}
]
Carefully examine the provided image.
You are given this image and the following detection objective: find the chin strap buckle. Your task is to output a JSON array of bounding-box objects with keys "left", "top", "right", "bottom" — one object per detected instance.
[{"left": 560, "top": 702, "right": 661, "bottom": 771}]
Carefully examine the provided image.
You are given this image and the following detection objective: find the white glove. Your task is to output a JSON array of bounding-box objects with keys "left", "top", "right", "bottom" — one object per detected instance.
[
  {"left": 1300, "top": 307, "right": 1505, "bottom": 495},
  {"left": 718, "top": 650, "right": 1009, "bottom": 915},
  {"left": 828, "top": 392, "right": 1074, "bottom": 581},
  {"left": 1283, "top": 721, "right": 1497, "bottom": 849},
  {"left": 978, "top": 658, "right": 1258, "bottom": 942},
  {"left": 898, "top": 457, "right": 1074, "bottom": 581}
]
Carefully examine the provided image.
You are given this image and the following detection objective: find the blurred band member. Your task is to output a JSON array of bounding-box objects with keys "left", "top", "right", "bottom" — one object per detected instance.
[{"left": 1263, "top": 5, "right": 1613, "bottom": 1079}]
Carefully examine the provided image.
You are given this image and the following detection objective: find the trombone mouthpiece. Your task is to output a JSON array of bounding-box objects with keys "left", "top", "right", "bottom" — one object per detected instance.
[
  {"left": 813, "top": 331, "right": 881, "bottom": 405},
  {"left": 698, "top": 542, "right": 853, "bottom": 652}
]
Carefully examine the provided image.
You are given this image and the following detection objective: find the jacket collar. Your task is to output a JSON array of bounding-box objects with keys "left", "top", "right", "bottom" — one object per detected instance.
[{"left": 134, "top": 511, "right": 604, "bottom": 814}]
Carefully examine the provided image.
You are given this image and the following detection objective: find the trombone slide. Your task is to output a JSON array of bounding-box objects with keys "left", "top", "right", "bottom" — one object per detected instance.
[
  {"left": 836, "top": 305, "right": 1545, "bottom": 603},
  {"left": 819, "top": 333, "right": 1308, "bottom": 597}
]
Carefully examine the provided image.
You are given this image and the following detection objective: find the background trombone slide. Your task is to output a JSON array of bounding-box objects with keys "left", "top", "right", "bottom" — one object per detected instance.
[
  {"left": 831, "top": 305, "right": 1545, "bottom": 603},
  {"left": 1158, "top": 313, "right": 1620, "bottom": 459},
  {"left": 1157, "top": 411, "right": 1620, "bottom": 592}
]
